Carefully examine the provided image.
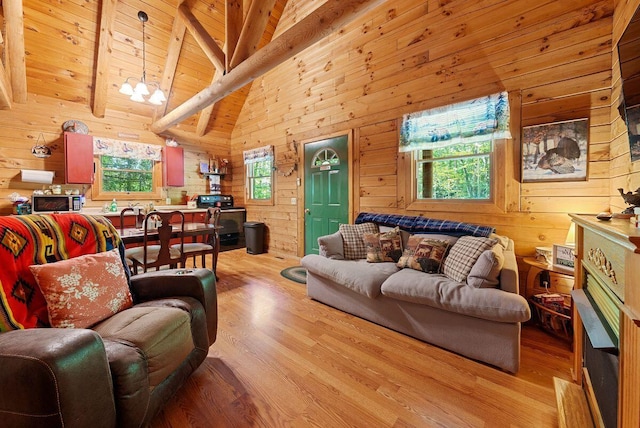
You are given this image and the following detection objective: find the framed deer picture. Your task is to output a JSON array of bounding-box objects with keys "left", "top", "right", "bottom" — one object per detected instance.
[{"left": 521, "top": 118, "right": 589, "bottom": 183}]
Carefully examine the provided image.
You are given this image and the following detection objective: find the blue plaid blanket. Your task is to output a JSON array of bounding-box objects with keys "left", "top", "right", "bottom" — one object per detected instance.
[{"left": 354, "top": 212, "right": 495, "bottom": 237}]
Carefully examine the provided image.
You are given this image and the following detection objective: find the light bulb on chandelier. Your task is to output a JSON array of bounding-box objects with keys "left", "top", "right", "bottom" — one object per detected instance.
[{"left": 118, "top": 11, "right": 167, "bottom": 105}]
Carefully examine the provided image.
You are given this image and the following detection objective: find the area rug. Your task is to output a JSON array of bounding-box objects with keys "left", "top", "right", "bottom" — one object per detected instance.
[{"left": 280, "top": 266, "right": 307, "bottom": 284}]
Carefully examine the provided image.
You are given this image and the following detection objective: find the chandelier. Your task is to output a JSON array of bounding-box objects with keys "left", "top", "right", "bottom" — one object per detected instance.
[{"left": 119, "top": 11, "right": 167, "bottom": 105}]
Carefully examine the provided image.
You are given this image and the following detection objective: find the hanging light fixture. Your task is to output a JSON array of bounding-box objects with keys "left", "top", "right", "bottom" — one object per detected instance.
[{"left": 119, "top": 11, "right": 167, "bottom": 105}]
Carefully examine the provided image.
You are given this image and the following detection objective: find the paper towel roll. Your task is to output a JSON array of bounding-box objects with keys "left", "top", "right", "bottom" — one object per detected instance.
[{"left": 21, "top": 169, "right": 55, "bottom": 184}]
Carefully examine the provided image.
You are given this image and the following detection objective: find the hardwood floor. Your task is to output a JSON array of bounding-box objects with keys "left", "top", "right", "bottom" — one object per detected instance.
[{"left": 151, "top": 250, "right": 573, "bottom": 427}]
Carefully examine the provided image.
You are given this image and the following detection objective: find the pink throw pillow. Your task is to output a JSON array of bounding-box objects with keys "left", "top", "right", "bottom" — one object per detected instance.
[{"left": 29, "top": 249, "right": 133, "bottom": 328}]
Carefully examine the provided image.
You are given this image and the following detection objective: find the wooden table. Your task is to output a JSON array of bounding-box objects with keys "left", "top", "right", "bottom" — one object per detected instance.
[{"left": 119, "top": 223, "right": 217, "bottom": 246}]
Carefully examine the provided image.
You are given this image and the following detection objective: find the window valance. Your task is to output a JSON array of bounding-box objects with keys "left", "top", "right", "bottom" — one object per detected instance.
[
  {"left": 399, "top": 91, "right": 511, "bottom": 152},
  {"left": 243, "top": 145, "right": 274, "bottom": 164},
  {"left": 93, "top": 137, "right": 162, "bottom": 161}
]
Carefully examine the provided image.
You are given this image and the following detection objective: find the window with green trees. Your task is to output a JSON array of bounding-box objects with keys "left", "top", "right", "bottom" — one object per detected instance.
[
  {"left": 100, "top": 155, "right": 154, "bottom": 193},
  {"left": 415, "top": 141, "right": 492, "bottom": 200},
  {"left": 247, "top": 159, "right": 273, "bottom": 200}
]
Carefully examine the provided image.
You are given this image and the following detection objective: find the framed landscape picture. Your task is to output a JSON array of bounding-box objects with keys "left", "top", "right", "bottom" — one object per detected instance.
[{"left": 521, "top": 118, "right": 589, "bottom": 182}]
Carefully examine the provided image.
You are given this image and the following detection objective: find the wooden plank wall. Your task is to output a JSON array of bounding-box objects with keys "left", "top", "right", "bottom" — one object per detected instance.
[
  {"left": 229, "top": 0, "right": 630, "bottom": 268},
  {"left": 611, "top": 0, "right": 640, "bottom": 213},
  {"left": 0, "top": 95, "right": 230, "bottom": 212}
]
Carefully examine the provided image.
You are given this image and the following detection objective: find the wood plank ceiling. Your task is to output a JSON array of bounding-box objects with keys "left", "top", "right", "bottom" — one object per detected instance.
[
  {"left": 0, "top": 0, "right": 388, "bottom": 141},
  {"left": 0, "top": 0, "right": 289, "bottom": 139}
]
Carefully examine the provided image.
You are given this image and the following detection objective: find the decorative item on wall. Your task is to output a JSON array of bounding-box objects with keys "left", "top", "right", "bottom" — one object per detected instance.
[
  {"left": 209, "top": 175, "right": 221, "bottom": 194},
  {"left": 199, "top": 161, "right": 210, "bottom": 174},
  {"left": 209, "top": 158, "right": 229, "bottom": 174},
  {"left": 617, "top": 187, "right": 640, "bottom": 215},
  {"left": 31, "top": 133, "right": 52, "bottom": 158},
  {"left": 276, "top": 141, "right": 298, "bottom": 176},
  {"left": 521, "top": 118, "right": 588, "bottom": 182},
  {"left": 62, "top": 120, "right": 89, "bottom": 134}
]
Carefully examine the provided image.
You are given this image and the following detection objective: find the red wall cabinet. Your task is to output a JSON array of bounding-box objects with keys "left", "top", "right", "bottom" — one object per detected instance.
[
  {"left": 163, "top": 146, "right": 184, "bottom": 187},
  {"left": 64, "top": 132, "right": 94, "bottom": 184}
]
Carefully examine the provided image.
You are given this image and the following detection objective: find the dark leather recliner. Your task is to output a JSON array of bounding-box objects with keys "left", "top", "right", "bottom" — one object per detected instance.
[{"left": 0, "top": 214, "right": 217, "bottom": 428}]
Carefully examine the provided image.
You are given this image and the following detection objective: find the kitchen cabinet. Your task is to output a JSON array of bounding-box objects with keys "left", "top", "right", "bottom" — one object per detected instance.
[
  {"left": 163, "top": 146, "right": 184, "bottom": 187},
  {"left": 64, "top": 132, "right": 94, "bottom": 184}
]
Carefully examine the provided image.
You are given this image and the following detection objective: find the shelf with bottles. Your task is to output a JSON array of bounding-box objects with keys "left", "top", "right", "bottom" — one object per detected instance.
[{"left": 199, "top": 158, "right": 229, "bottom": 177}]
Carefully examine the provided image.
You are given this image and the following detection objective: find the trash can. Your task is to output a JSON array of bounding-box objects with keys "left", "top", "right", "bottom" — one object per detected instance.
[{"left": 244, "top": 222, "right": 265, "bottom": 254}]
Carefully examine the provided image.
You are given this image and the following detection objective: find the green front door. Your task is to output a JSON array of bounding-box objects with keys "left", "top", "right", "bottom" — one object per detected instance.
[{"left": 304, "top": 135, "right": 349, "bottom": 255}]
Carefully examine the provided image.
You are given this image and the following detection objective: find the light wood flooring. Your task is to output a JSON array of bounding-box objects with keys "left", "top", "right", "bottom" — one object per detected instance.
[{"left": 151, "top": 250, "right": 573, "bottom": 427}]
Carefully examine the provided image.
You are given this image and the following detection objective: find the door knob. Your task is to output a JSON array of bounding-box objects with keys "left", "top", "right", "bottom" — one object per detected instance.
[{"left": 305, "top": 209, "right": 310, "bottom": 214}]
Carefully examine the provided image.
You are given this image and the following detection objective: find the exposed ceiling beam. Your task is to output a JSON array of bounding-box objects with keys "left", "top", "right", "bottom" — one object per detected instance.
[
  {"left": 225, "top": 0, "right": 243, "bottom": 71},
  {"left": 153, "top": 7, "right": 187, "bottom": 122},
  {"left": 92, "top": 0, "right": 118, "bottom": 118},
  {"left": 196, "top": 71, "right": 221, "bottom": 136},
  {"left": 229, "top": 0, "right": 278, "bottom": 70},
  {"left": 4, "top": 0, "right": 27, "bottom": 103},
  {"left": 178, "top": 3, "right": 226, "bottom": 73},
  {"left": 152, "top": 0, "right": 387, "bottom": 134}
]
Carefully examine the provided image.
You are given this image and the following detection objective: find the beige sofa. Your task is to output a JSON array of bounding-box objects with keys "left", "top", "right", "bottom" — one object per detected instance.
[{"left": 301, "top": 213, "right": 530, "bottom": 373}]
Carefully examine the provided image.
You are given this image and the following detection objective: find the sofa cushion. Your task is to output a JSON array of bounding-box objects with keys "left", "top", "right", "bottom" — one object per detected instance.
[
  {"left": 380, "top": 268, "right": 530, "bottom": 323},
  {"left": 339, "top": 222, "right": 379, "bottom": 260},
  {"left": 442, "top": 236, "right": 498, "bottom": 282},
  {"left": 467, "top": 244, "right": 505, "bottom": 288},
  {"left": 318, "top": 231, "right": 344, "bottom": 260},
  {"left": 301, "top": 254, "right": 398, "bottom": 298},
  {"left": 29, "top": 249, "right": 133, "bottom": 328},
  {"left": 396, "top": 235, "right": 450, "bottom": 273},
  {"left": 363, "top": 227, "right": 403, "bottom": 263},
  {"left": 93, "top": 305, "right": 194, "bottom": 388}
]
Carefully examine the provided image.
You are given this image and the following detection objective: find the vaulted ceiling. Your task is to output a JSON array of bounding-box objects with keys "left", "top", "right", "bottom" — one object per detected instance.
[
  {"left": 0, "top": 0, "right": 387, "bottom": 141},
  {"left": 0, "top": 0, "right": 288, "bottom": 139}
]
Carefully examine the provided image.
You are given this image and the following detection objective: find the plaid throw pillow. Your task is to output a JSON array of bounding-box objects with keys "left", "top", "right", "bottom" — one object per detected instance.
[
  {"left": 443, "top": 236, "right": 498, "bottom": 282},
  {"left": 339, "top": 222, "right": 379, "bottom": 260}
]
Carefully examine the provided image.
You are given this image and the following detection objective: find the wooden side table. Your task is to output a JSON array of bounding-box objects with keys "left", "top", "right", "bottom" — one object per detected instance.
[{"left": 523, "top": 257, "right": 575, "bottom": 343}]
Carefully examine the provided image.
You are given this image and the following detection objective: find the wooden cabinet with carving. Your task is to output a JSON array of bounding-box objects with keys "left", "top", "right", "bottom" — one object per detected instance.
[{"left": 566, "top": 214, "right": 640, "bottom": 428}]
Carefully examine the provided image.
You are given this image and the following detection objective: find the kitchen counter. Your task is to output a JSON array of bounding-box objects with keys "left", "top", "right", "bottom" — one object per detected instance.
[{"left": 85, "top": 206, "right": 209, "bottom": 217}]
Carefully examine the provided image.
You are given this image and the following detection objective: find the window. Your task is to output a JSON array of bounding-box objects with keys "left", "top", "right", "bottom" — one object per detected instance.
[
  {"left": 92, "top": 137, "right": 163, "bottom": 201},
  {"left": 415, "top": 141, "right": 492, "bottom": 200},
  {"left": 244, "top": 145, "right": 274, "bottom": 204},
  {"left": 399, "top": 92, "right": 511, "bottom": 212},
  {"left": 100, "top": 156, "right": 154, "bottom": 192},
  {"left": 247, "top": 159, "right": 273, "bottom": 200}
]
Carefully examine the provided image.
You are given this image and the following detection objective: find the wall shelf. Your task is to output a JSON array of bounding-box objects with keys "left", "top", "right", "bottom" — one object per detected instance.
[{"left": 203, "top": 172, "right": 225, "bottom": 178}]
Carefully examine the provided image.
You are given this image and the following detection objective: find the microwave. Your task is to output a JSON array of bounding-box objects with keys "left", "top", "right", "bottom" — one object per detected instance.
[{"left": 32, "top": 195, "right": 83, "bottom": 213}]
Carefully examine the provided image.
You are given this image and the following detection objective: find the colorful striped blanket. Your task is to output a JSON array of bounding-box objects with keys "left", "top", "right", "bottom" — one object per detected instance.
[{"left": 0, "top": 213, "right": 125, "bottom": 332}]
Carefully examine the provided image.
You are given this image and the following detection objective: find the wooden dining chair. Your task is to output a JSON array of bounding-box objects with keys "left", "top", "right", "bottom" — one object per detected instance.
[
  {"left": 174, "top": 207, "right": 221, "bottom": 274},
  {"left": 119, "top": 207, "right": 137, "bottom": 271},
  {"left": 127, "top": 210, "right": 185, "bottom": 274}
]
